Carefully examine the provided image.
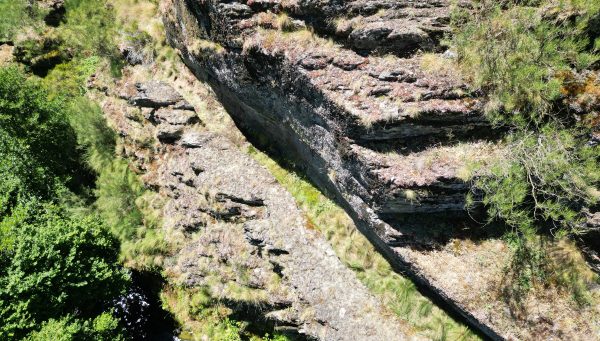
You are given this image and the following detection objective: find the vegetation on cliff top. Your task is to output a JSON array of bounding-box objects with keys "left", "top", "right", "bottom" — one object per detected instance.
[{"left": 453, "top": 0, "right": 600, "bottom": 306}]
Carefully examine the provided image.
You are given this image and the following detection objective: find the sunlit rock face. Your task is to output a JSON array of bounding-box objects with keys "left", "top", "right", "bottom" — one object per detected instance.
[
  {"left": 103, "top": 76, "right": 415, "bottom": 340},
  {"left": 158, "top": 0, "right": 599, "bottom": 339}
]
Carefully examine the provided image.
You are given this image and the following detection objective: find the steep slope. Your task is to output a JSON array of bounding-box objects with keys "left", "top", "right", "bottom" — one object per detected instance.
[
  {"left": 160, "top": 0, "right": 600, "bottom": 339},
  {"left": 98, "top": 66, "right": 419, "bottom": 339}
]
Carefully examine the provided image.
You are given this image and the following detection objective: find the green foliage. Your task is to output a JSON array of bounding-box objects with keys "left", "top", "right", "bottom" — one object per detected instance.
[
  {"left": 165, "top": 286, "right": 290, "bottom": 341},
  {"left": 66, "top": 97, "right": 169, "bottom": 268},
  {"left": 452, "top": 0, "right": 600, "bottom": 127},
  {"left": 471, "top": 126, "right": 600, "bottom": 235},
  {"left": 12, "top": 31, "right": 69, "bottom": 76},
  {"left": 0, "top": 66, "right": 80, "bottom": 178},
  {"left": 27, "top": 313, "right": 125, "bottom": 341},
  {"left": 0, "top": 201, "right": 129, "bottom": 339},
  {"left": 455, "top": 0, "right": 600, "bottom": 301},
  {"left": 0, "top": 66, "right": 86, "bottom": 214},
  {"left": 0, "top": 129, "right": 60, "bottom": 216},
  {"left": 44, "top": 56, "right": 101, "bottom": 98},
  {"left": 57, "top": 0, "right": 119, "bottom": 59},
  {"left": 95, "top": 159, "right": 145, "bottom": 240},
  {"left": 0, "top": 0, "right": 44, "bottom": 41},
  {"left": 469, "top": 127, "right": 600, "bottom": 301},
  {"left": 67, "top": 97, "right": 116, "bottom": 169}
]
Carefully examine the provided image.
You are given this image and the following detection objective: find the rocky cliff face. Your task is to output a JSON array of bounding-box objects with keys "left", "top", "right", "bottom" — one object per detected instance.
[
  {"left": 160, "top": 0, "right": 600, "bottom": 339},
  {"left": 100, "top": 66, "right": 419, "bottom": 339}
]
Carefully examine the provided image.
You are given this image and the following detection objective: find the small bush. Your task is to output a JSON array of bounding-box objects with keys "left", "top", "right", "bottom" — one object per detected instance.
[
  {"left": 120, "top": 23, "right": 155, "bottom": 65},
  {"left": 470, "top": 127, "right": 600, "bottom": 234},
  {"left": 67, "top": 97, "right": 116, "bottom": 169},
  {"left": 44, "top": 56, "right": 101, "bottom": 98},
  {"left": 452, "top": 0, "right": 600, "bottom": 127},
  {"left": 27, "top": 313, "right": 125, "bottom": 341},
  {"left": 57, "top": 0, "right": 119, "bottom": 59}
]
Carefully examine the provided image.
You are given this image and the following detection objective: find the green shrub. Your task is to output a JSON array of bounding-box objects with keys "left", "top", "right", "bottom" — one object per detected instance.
[
  {"left": 468, "top": 126, "right": 600, "bottom": 302},
  {"left": 0, "top": 66, "right": 87, "bottom": 213},
  {"left": 0, "top": 129, "right": 62, "bottom": 216},
  {"left": 470, "top": 127, "right": 600, "bottom": 234},
  {"left": 452, "top": 0, "right": 600, "bottom": 127},
  {"left": 65, "top": 97, "right": 169, "bottom": 267},
  {"left": 94, "top": 159, "right": 144, "bottom": 241},
  {"left": 44, "top": 56, "right": 101, "bottom": 98},
  {"left": 0, "top": 66, "right": 80, "bottom": 177},
  {"left": 0, "top": 201, "right": 129, "bottom": 339},
  {"left": 13, "top": 32, "right": 69, "bottom": 76},
  {"left": 27, "top": 313, "right": 125, "bottom": 341},
  {"left": 57, "top": 0, "right": 119, "bottom": 59},
  {"left": 67, "top": 97, "right": 116, "bottom": 170},
  {"left": 0, "top": 0, "right": 44, "bottom": 42}
]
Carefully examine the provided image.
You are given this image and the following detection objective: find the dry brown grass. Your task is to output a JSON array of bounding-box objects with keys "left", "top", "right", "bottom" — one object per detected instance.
[
  {"left": 420, "top": 53, "right": 462, "bottom": 79},
  {"left": 0, "top": 44, "right": 14, "bottom": 65}
]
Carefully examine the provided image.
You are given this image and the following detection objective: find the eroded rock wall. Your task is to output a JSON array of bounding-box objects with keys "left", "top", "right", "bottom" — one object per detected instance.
[
  {"left": 160, "top": 0, "right": 600, "bottom": 339},
  {"left": 101, "top": 68, "right": 417, "bottom": 340}
]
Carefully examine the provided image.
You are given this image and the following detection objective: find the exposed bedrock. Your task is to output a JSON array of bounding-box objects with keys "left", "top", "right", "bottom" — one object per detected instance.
[
  {"left": 160, "top": 0, "right": 600, "bottom": 340},
  {"left": 104, "top": 75, "right": 416, "bottom": 340},
  {"left": 159, "top": 0, "right": 509, "bottom": 339}
]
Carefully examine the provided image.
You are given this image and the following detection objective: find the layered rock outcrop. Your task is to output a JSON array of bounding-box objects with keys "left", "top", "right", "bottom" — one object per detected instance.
[
  {"left": 102, "top": 71, "right": 417, "bottom": 340},
  {"left": 160, "top": 0, "right": 600, "bottom": 339}
]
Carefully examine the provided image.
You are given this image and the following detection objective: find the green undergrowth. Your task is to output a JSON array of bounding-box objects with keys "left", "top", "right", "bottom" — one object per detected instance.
[
  {"left": 452, "top": 0, "right": 600, "bottom": 127},
  {"left": 247, "top": 146, "right": 479, "bottom": 341},
  {"left": 0, "top": 65, "right": 129, "bottom": 339},
  {"left": 161, "top": 286, "right": 288, "bottom": 341},
  {"left": 0, "top": 0, "right": 45, "bottom": 42},
  {"left": 68, "top": 98, "right": 170, "bottom": 270}
]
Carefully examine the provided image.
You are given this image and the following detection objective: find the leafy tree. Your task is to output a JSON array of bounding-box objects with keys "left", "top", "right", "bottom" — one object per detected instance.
[
  {"left": 454, "top": 0, "right": 600, "bottom": 300},
  {"left": 455, "top": 1, "right": 600, "bottom": 234},
  {"left": 0, "top": 128, "right": 61, "bottom": 216},
  {"left": 0, "top": 201, "right": 129, "bottom": 339}
]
